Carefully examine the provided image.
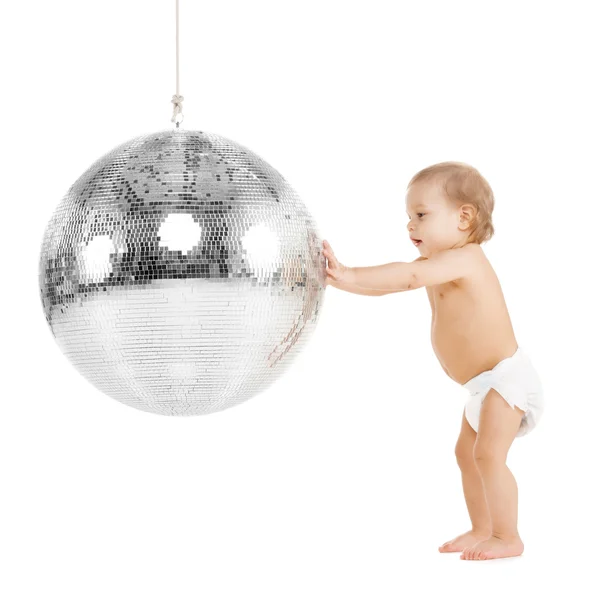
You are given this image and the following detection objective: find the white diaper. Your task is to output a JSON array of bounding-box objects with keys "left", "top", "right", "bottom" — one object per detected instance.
[{"left": 463, "top": 346, "right": 544, "bottom": 437}]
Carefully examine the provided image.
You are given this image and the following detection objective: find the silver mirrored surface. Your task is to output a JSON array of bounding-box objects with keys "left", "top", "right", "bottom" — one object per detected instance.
[{"left": 39, "top": 129, "right": 326, "bottom": 416}]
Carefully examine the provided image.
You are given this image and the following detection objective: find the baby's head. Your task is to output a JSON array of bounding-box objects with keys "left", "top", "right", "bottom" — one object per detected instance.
[{"left": 405, "top": 161, "right": 494, "bottom": 257}]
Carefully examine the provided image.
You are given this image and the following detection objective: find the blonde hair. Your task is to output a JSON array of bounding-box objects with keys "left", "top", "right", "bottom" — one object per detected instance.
[{"left": 407, "top": 161, "right": 495, "bottom": 244}]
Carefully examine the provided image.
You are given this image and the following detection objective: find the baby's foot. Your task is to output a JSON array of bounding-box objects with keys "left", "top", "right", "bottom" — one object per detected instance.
[
  {"left": 460, "top": 534, "right": 524, "bottom": 560},
  {"left": 438, "top": 530, "right": 491, "bottom": 553}
]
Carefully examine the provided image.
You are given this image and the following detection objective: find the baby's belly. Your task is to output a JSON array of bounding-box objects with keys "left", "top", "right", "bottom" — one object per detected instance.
[
  {"left": 431, "top": 335, "right": 474, "bottom": 384},
  {"left": 431, "top": 320, "right": 517, "bottom": 385}
]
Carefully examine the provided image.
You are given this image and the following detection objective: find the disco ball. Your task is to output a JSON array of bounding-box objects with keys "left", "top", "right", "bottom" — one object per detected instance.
[{"left": 38, "top": 129, "right": 326, "bottom": 416}]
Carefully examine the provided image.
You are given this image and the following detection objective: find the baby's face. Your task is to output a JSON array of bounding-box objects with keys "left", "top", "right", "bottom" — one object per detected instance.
[{"left": 405, "top": 181, "right": 471, "bottom": 256}]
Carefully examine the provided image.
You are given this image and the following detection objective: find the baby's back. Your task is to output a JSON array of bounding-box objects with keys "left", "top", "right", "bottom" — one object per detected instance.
[{"left": 427, "top": 245, "right": 518, "bottom": 385}]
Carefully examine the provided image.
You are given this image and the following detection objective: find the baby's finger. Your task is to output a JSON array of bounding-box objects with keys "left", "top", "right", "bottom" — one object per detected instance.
[
  {"left": 323, "top": 247, "right": 336, "bottom": 261},
  {"left": 323, "top": 249, "right": 334, "bottom": 264}
]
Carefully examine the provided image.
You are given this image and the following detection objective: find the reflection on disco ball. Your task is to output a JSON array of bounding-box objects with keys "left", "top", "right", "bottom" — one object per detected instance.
[{"left": 38, "top": 129, "right": 326, "bottom": 416}]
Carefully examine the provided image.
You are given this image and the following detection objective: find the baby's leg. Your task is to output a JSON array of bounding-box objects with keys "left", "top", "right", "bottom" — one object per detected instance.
[
  {"left": 438, "top": 409, "right": 492, "bottom": 553},
  {"left": 461, "top": 387, "right": 525, "bottom": 560}
]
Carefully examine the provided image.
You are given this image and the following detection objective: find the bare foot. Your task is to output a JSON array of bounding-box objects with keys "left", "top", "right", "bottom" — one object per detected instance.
[
  {"left": 460, "top": 534, "right": 524, "bottom": 560},
  {"left": 438, "top": 530, "right": 491, "bottom": 553}
]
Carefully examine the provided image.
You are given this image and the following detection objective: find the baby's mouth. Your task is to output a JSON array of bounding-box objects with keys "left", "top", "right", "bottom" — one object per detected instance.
[{"left": 412, "top": 239, "right": 422, "bottom": 246}]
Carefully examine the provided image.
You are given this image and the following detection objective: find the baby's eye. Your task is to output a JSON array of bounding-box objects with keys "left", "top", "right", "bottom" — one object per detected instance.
[{"left": 417, "top": 213, "right": 425, "bottom": 218}]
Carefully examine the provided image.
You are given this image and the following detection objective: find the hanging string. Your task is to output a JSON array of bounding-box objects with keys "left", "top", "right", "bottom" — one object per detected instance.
[{"left": 171, "top": 0, "right": 184, "bottom": 127}]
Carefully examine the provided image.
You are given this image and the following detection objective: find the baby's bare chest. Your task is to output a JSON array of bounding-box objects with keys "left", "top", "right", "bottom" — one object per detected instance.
[
  {"left": 431, "top": 282, "right": 473, "bottom": 324},
  {"left": 428, "top": 278, "right": 516, "bottom": 383}
]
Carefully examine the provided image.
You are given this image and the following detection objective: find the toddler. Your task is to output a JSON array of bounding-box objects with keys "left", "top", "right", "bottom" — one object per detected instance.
[{"left": 322, "top": 161, "right": 544, "bottom": 561}]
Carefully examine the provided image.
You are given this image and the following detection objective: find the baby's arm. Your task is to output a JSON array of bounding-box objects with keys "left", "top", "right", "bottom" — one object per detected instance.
[
  {"left": 328, "top": 279, "right": 389, "bottom": 296},
  {"left": 327, "top": 257, "right": 426, "bottom": 296},
  {"left": 348, "top": 246, "right": 476, "bottom": 292},
  {"left": 322, "top": 240, "right": 474, "bottom": 293}
]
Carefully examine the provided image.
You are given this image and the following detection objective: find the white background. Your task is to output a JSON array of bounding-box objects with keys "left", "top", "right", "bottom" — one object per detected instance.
[{"left": 2, "top": 1, "right": 598, "bottom": 598}]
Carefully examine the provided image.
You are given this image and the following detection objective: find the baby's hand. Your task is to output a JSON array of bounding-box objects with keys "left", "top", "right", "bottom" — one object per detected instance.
[{"left": 322, "top": 240, "right": 351, "bottom": 285}]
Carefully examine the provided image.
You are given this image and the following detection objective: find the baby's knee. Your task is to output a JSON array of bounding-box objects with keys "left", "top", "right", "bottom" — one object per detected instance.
[{"left": 454, "top": 439, "right": 476, "bottom": 467}]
